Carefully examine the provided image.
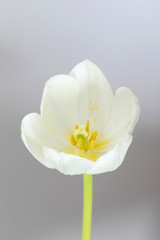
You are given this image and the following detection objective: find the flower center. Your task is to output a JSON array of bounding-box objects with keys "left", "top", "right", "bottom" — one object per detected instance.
[{"left": 70, "top": 120, "right": 98, "bottom": 152}]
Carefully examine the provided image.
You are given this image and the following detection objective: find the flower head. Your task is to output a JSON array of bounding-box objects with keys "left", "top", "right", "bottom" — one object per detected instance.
[{"left": 21, "top": 60, "right": 140, "bottom": 175}]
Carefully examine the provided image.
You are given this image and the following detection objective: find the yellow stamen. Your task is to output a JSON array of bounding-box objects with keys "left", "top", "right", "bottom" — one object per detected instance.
[
  {"left": 70, "top": 120, "right": 100, "bottom": 154},
  {"left": 75, "top": 124, "right": 79, "bottom": 130},
  {"left": 85, "top": 120, "right": 89, "bottom": 134},
  {"left": 70, "top": 134, "right": 77, "bottom": 146},
  {"left": 90, "top": 130, "right": 98, "bottom": 142},
  {"left": 89, "top": 139, "right": 95, "bottom": 151},
  {"left": 78, "top": 137, "right": 83, "bottom": 150}
]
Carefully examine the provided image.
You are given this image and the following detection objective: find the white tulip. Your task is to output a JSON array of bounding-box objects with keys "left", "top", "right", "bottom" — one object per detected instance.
[{"left": 21, "top": 60, "right": 140, "bottom": 175}]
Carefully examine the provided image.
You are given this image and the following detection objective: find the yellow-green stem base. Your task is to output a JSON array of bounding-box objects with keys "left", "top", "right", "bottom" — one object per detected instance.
[{"left": 82, "top": 174, "right": 93, "bottom": 240}]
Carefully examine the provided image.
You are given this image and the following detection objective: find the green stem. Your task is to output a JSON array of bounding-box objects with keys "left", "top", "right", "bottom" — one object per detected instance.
[{"left": 82, "top": 174, "right": 93, "bottom": 240}]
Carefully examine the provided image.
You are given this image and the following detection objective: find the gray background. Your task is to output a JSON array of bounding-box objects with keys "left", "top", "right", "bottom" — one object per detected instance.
[{"left": 0, "top": 0, "right": 160, "bottom": 239}]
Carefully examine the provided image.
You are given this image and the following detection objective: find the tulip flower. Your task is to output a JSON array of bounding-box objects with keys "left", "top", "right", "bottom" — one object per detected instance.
[{"left": 21, "top": 60, "right": 140, "bottom": 240}]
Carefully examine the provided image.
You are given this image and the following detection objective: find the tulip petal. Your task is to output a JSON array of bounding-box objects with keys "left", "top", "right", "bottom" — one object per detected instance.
[
  {"left": 70, "top": 60, "right": 113, "bottom": 131},
  {"left": 86, "top": 136, "right": 132, "bottom": 174},
  {"left": 21, "top": 113, "right": 72, "bottom": 168},
  {"left": 102, "top": 87, "right": 140, "bottom": 141},
  {"left": 43, "top": 147, "right": 94, "bottom": 175},
  {"left": 40, "top": 75, "right": 79, "bottom": 141}
]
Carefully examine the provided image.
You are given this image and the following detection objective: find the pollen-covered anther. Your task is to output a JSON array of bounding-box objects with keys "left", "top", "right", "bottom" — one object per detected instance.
[
  {"left": 85, "top": 120, "right": 89, "bottom": 134},
  {"left": 90, "top": 130, "right": 98, "bottom": 142},
  {"left": 70, "top": 134, "right": 77, "bottom": 146},
  {"left": 75, "top": 124, "right": 79, "bottom": 130},
  {"left": 89, "top": 139, "right": 95, "bottom": 151}
]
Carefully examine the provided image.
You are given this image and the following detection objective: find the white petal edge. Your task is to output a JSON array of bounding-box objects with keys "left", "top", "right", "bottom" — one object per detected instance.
[
  {"left": 21, "top": 113, "right": 72, "bottom": 168},
  {"left": 86, "top": 136, "right": 133, "bottom": 175},
  {"left": 43, "top": 147, "right": 94, "bottom": 175},
  {"left": 102, "top": 87, "right": 140, "bottom": 141},
  {"left": 70, "top": 59, "right": 114, "bottom": 131}
]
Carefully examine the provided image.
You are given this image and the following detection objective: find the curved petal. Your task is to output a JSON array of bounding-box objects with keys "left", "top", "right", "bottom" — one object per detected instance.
[
  {"left": 102, "top": 87, "right": 140, "bottom": 141},
  {"left": 43, "top": 147, "right": 94, "bottom": 175},
  {"left": 70, "top": 60, "right": 114, "bottom": 132},
  {"left": 86, "top": 136, "right": 132, "bottom": 175},
  {"left": 21, "top": 113, "right": 72, "bottom": 168},
  {"left": 40, "top": 74, "right": 79, "bottom": 141}
]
